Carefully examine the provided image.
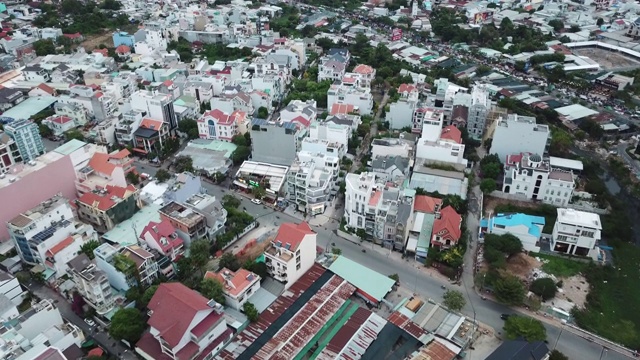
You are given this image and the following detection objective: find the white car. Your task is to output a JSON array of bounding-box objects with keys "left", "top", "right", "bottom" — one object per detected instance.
[
  {"left": 84, "top": 318, "right": 96, "bottom": 327},
  {"left": 251, "top": 199, "right": 262, "bottom": 205}
]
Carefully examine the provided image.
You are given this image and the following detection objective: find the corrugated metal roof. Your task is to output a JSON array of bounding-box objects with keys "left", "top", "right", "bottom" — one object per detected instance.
[{"left": 328, "top": 256, "right": 395, "bottom": 302}]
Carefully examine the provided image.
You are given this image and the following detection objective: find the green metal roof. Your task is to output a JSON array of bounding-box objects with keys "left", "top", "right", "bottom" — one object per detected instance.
[
  {"left": 53, "top": 139, "right": 87, "bottom": 155},
  {"left": 328, "top": 256, "right": 395, "bottom": 301},
  {"left": 102, "top": 204, "right": 162, "bottom": 245},
  {"left": 4, "top": 96, "right": 57, "bottom": 120}
]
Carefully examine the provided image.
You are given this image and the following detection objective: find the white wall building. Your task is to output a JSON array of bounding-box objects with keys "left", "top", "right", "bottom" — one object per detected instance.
[
  {"left": 344, "top": 172, "right": 376, "bottom": 230},
  {"left": 484, "top": 213, "right": 546, "bottom": 253},
  {"left": 387, "top": 84, "right": 419, "bottom": 130},
  {"left": 286, "top": 151, "right": 339, "bottom": 215},
  {"left": 415, "top": 111, "right": 467, "bottom": 168},
  {"left": 327, "top": 83, "right": 374, "bottom": 116},
  {"left": 68, "top": 254, "right": 115, "bottom": 315},
  {"left": 130, "top": 90, "right": 178, "bottom": 131},
  {"left": 204, "top": 268, "right": 261, "bottom": 311},
  {"left": 0, "top": 271, "right": 27, "bottom": 307},
  {"left": 309, "top": 121, "right": 350, "bottom": 147},
  {"left": 551, "top": 208, "right": 601, "bottom": 258},
  {"left": 264, "top": 222, "right": 317, "bottom": 290},
  {"left": 502, "top": 153, "right": 575, "bottom": 206},
  {"left": 490, "top": 114, "right": 550, "bottom": 163},
  {"left": 94, "top": 243, "right": 158, "bottom": 292},
  {"left": 467, "top": 84, "right": 490, "bottom": 140}
]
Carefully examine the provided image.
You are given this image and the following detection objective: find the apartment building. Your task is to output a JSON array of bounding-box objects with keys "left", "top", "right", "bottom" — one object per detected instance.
[
  {"left": 411, "top": 107, "right": 445, "bottom": 135},
  {"left": 490, "top": 114, "right": 550, "bottom": 163},
  {"left": 75, "top": 149, "right": 135, "bottom": 195},
  {"left": 136, "top": 283, "right": 232, "bottom": 360},
  {"left": 68, "top": 254, "right": 115, "bottom": 315},
  {"left": 300, "top": 137, "right": 345, "bottom": 159},
  {"left": 94, "top": 243, "right": 158, "bottom": 291},
  {"left": 197, "top": 109, "right": 248, "bottom": 141},
  {"left": 415, "top": 120, "right": 468, "bottom": 169},
  {"left": 344, "top": 172, "right": 377, "bottom": 231},
  {"left": 502, "top": 153, "right": 575, "bottom": 206},
  {"left": 264, "top": 222, "right": 317, "bottom": 289},
  {"left": 287, "top": 151, "right": 339, "bottom": 215},
  {"left": 204, "top": 268, "right": 261, "bottom": 311},
  {"left": 551, "top": 208, "right": 601, "bottom": 257},
  {"left": 371, "top": 138, "right": 413, "bottom": 160},
  {"left": 159, "top": 201, "right": 207, "bottom": 244},
  {"left": 76, "top": 184, "right": 139, "bottom": 233},
  {"left": 327, "top": 82, "right": 374, "bottom": 116},
  {"left": 130, "top": 90, "right": 178, "bottom": 131},
  {"left": 4, "top": 119, "right": 45, "bottom": 162},
  {"left": 114, "top": 110, "right": 145, "bottom": 147},
  {"left": 250, "top": 118, "right": 307, "bottom": 166},
  {"left": 0, "top": 270, "right": 27, "bottom": 307},
  {"left": 0, "top": 131, "right": 21, "bottom": 173},
  {"left": 387, "top": 83, "right": 420, "bottom": 130},
  {"left": 183, "top": 193, "right": 227, "bottom": 240},
  {"left": 466, "top": 84, "right": 490, "bottom": 140},
  {"left": 318, "top": 48, "right": 350, "bottom": 82},
  {"left": 139, "top": 219, "right": 184, "bottom": 261}
]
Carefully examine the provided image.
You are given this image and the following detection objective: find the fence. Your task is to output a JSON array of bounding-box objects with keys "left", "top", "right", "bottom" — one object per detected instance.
[
  {"left": 336, "top": 229, "right": 362, "bottom": 244},
  {"left": 489, "top": 191, "right": 608, "bottom": 214},
  {"left": 221, "top": 221, "right": 258, "bottom": 250}
]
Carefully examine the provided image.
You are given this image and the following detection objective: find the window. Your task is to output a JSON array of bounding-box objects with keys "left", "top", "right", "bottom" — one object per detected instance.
[
  {"left": 524, "top": 186, "right": 528, "bottom": 191},
  {"left": 296, "top": 263, "right": 301, "bottom": 270},
  {"left": 557, "top": 235, "right": 569, "bottom": 241},
  {"left": 516, "top": 185, "right": 520, "bottom": 190},
  {"left": 582, "top": 231, "right": 595, "bottom": 238}
]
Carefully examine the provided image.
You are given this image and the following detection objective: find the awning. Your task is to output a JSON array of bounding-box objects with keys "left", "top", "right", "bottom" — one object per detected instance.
[
  {"left": 406, "top": 237, "right": 418, "bottom": 252},
  {"left": 233, "top": 180, "right": 248, "bottom": 188}
]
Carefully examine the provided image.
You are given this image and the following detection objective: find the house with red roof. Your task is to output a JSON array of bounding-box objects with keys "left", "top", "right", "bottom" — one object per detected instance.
[
  {"left": 140, "top": 219, "right": 184, "bottom": 261},
  {"left": 204, "top": 268, "right": 261, "bottom": 310},
  {"left": 115, "top": 44, "right": 131, "bottom": 57},
  {"left": 415, "top": 111, "right": 468, "bottom": 170},
  {"left": 197, "top": 109, "right": 248, "bottom": 141},
  {"left": 135, "top": 283, "right": 232, "bottom": 360},
  {"left": 133, "top": 118, "right": 170, "bottom": 155},
  {"left": 44, "top": 228, "right": 98, "bottom": 278},
  {"left": 279, "top": 99, "right": 317, "bottom": 128},
  {"left": 414, "top": 195, "right": 443, "bottom": 214},
  {"left": 75, "top": 149, "right": 135, "bottom": 195},
  {"left": 28, "top": 83, "right": 57, "bottom": 97},
  {"left": 431, "top": 206, "right": 462, "bottom": 249},
  {"left": 349, "top": 64, "right": 376, "bottom": 87},
  {"left": 76, "top": 184, "right": 139, "bottom": 233},
  {"left": 264, "top": 222, "right": 317, "bottom": 289},
  {"left": 42, "top": 115, "right": 76, "bottom": 136}
]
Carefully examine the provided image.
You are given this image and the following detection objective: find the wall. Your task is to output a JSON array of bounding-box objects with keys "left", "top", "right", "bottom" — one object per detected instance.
[
  {"left": 0, "top": 156, "right": 77, "bottom": 242},
  {"left": 250, "top": 126, "right": 298, "bottom": 166}
]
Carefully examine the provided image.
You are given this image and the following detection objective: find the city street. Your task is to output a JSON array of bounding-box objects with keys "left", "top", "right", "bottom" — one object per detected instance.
[{"left": 136, "top": 161, "right": 632, "bottom": 359}]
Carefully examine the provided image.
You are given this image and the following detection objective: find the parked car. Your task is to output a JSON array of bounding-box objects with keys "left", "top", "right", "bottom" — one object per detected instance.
[
  {"left": 251, "top": 199, "right": 262, "bottom": 205},
  {"left": 500, "top": 314, "right": 512, "bottom": 320},
  {"left": 84, "top": 318, "right": 96, "bottom": 327}
]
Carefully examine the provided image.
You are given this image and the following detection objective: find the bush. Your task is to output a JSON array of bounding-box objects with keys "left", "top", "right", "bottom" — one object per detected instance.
[
  {"left": 494, "top": 275, "right": 525, "bottom": 305},
  {"left": 530, "top": 277, "right": 558, "bottom": 301},
  {"left": 504, "top": 315, "right": 547, "bottom": 342}
]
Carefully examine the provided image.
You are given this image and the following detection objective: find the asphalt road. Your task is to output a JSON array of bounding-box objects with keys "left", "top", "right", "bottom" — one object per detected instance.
[{"left": 135, "top": 162, "right": 633, "bottom": 359}]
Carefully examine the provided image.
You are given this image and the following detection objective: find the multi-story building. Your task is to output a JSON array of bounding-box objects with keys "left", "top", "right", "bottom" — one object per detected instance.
[
  {"left": 139, "top": 219, "right": 185, "bottom": 261},
  {"left": 136, "top": 283, "right": 232, "bottom": 360},
  {"left": 279, "top": 99, "right": 317, "bottom": 127},
  {"left": 264, "top": 222, "right": 317, "bottom": 289},
  {"left": 133, "top": 118, "right": 171, "bottom": 155},
  {"left": 351, "top": 64, "right": 376, "bottom": 87},
  {"left": 197, "top": 109, "right": 248, "bottom": 141},
  {"left": 76, "top": 184, "right": 139, "bottom": 233},
  {"left": 0, "top": 131, "right": 21, "bottom": 173},
  {"left": 327, "top": 82, "right": 374, "bottom": 116},
  {"left": 159, "top": 201, "right": 207, "bottom": 245},
  {"left": 286, "top": 151, "right": 339, "bottom": 215},
  {"left": 308, "top": 121, "right": 350, "bottom": 147},
  {"left": 502, "top": 153, "right": 575, "bottom": 206},
  {"left": 466, "top": 84, "right": 490, "bottom": 140},
  {"left": 68, "top": 254, "right": 115, "bottom": 315},
  {"left": 183, "top": 193, "right": 227, "bottom": 240},
  {"left": 490, "top": 114, "right": 550, "bottom": 163},
  {"left": 430, "top": 206, "right": 462, "bottom": 250},
  {"left": 344, "top": 172, "right": 377, "bottom": 231},
  {"left": 75, "top": 149, "right": 135, "bottom": 195},
  {"left": 415, "top": 120, "right": 468, "bottom": 169},
  {"left": 7, "top": 195, "right": 87, "bottom": 268},
  {"left": 551, "top": 208, "right": 601, "bottom": 257},
  {"left": 411, "top": 107, "right": 445, "bottom": 134},
  {"left": 387, "top": 84, "right": 420, "bottom": 130},
  {"left": 300, "top": 137, "right": 345, "bottom": 159},
  {"left": 94, "top": 243, "right": 158, "bottom": 291},
  {"left": 250, "top": 118, "right": 307, "bottom": 166},
  {"left": 4, "top": 119, "right": 45, "bottom": 161},
  {"left": 0, "top": 270, "right": 27, "bottom": 307},
  {"left": 130, "top": 90, "right": 178, "bottom": 131},
  {"left": 204, "top": 268, "right": 261, "bottom": 311},
  {"left": 482, "top": 213, "right": 546, "bottom": 253},
  {"left": 114, "top": 110, "right": 144, "bottom": 147},
  {"left": 318, "top": 48, "right": 350, "bottom": 82}
]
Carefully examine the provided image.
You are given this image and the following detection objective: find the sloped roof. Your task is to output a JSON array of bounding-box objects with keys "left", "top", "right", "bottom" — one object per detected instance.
[
  {"left": 46, "top": 236, "right": 75, "bottom": 257},
  {"left": 273, "top": 222, "right": 314, "bottom": 251},
  {"left": 115, "top": 44, "right": 131, "bottom": 54},
  {"left": 77, "top": 184, "right": 136, "bottom": 211},
  {"left": 35, "top": 83, "right": 56, "bottom": 95},
  {"left": 147, "top": 283, "right": 211, "bottom": 348},
  {"left": 140, "top": 219, "right": 182, "bottom": 252},
  {"left": 204, "top": 268, "right": 259, "bottom": 296},
  {"left": 440, "top": 125, "right": 462, "bottom": 144},
  {"left": 414, "top": 195, "right": 442, "bottom": 214},
  {"left": 353, "top": 64, "right": 374, "bottom": 74},
  {"left": 140, "top": 118, "right": 164, "bottom": 130},
  {"left": 432, "top": 206, "right": 462, "bottom": 240}
]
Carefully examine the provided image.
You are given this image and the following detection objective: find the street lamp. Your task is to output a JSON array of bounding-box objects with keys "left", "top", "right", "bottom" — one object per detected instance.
[{"left": 599, "top": 346, "right": 608, "bottom": 360}]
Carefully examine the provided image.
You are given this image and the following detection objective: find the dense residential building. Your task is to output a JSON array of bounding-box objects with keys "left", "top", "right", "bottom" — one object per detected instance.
[
  {"left": 387, "top": 83, "right": 420, "bottom": 130},
  {"left": 130, "top": 90, "right": 178, "bottom": 131},
  {"left": 94, "top": 243, "right": 159, "bottom": 291},
  {"left": 76, "top": 184, "right": 140, "bottom": 233},
  {"left": 197, "top": 109, "right": 248, "bottom": 141},
  {"left": 250, "top": 118, "right": 307, "bottom": 166},
  {"left": 490, "top": 114, "right": 550, "bottom": 163},
  {"left": 318, "top": 48, "right": 350, "bottom": 82},
  {"left": 415, "top": 116, "right": 468, "bottom": 169},
  {"left": 327, "top": 81, "right": 374, "bottom": 116},
  {"left": 264, "top": 222, "right": 317, "bottom": 289},
  {"left": 75, "top": 149, "right": 135, "bottom": 195},
  {"left": 4, "top": 119, "right": 45, "bottom": 161},
  {"left": 344, "top": 172, "right": 376, "bottom": 231},
  {"left": 0, "top": 131, "right": 21, "bottom": 173},
  {"left": 551, "top": 208, "right": 602, "bottom": 257},
  {"left": 466, "top": 84, "right": 490, "bottom": 140},
  {"left": 0, "top": 270, "right": 27, "bottom": 307},
  {"left": 133, "top": 118, "right": 171, "bottom": 155},
  {"left": 68, "top": 254, "right": 115, "bottom": 315},
  {"left": 139, "top": 219, "right": 185, "bottom": 261},
  {"left": 114, "top": 110, "right": 145, "bottom": 147},
  {"left": 204, "top": 268, "right": 261, "bottom": 311},
  {"left": 430, "top": 206, "right": 462, "bottom": 249},
  {"left": 135, "top": 283, "right": 232, "bottom": 360},
  {"left": 159, "top": 201, "right": 208, "bottom": 244},
  {"left": 502, "top": 153, "right": 575, "bottom": 206},
  {"left": 482, "top": 213, "right": 546, "bottom": 253},
  {"left": 286, "top": 150, "right": 339, "bottom": 215},
  {"left": 279, "top": 99, "right": 317, "bottom": 127}
]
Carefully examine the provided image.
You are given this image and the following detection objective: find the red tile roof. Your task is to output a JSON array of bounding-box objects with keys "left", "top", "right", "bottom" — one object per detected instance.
[
  {"left": 115, "top": 44, "right": 131, "bottom": 54},
  {"left": 77, "top": 184, "right": 136, "bottom": 211},
  {"left": 398, "top": 83, "right": 417, "bottom": 93},
  {"left": 440, "top": 125, "right": 462, "bottom": 144},
  {"left": 190, "top": 310, "right": 223, "bottom": 338},
  {"left": 140, "top": 118, "right": 164, "bottom": 130},
  {"left": 136, "top": 332, "right": 173, "bottom": 360},
  {"left": 290, "top": 115, "right": 310, "bottom": 128},
  {"left": 414, "top": 195, "right": 442, "bottom": 213},
  {"left": 368, "top": 190, "right": 381, "bottom": 206},
  {"left": 416, "top": 339, "right": 458, "bottom": 360},
  {"left": 50, "top": 115, "right": 73, "bottom": 125},
  {"left": 87, "top": 150, "right": 130, "bottom": 176},
  {"left": 202, "top": 109, "right": 235, "bottom": 126},
  {"left": 274, "top": 222, "right": 314, "bottom": 251},
  {"left": 432, "top": 206, "right": 462, "bottom": 242},
  {"left": 93, "top": 48, "right": 109, "bottom": 56},
  {"left": 46, "top": 236, "right": 75, "bottom": 257},
  {"left": 194, "top": 328, "right": 233, "bottom": 360},
  {"left": 141, "top": 219, "right": 182, "bottom": 253},
  {"left": 35, "top": 83, "right": 55, "bottom": 95},
  {"left": 147, "top": 283, "right": 211, "bottom": 348},
  {"left": 63, "top": 33, "right": 82, "bottom": 39},
  {"left": 330, "top": 103, "right": 355, "bottom": 115},
  {"left": 353, "top": 64, "right": 374, "bottom": 74},
  {"left": 204, "top": 268, "right": 259, "bottom": 297}
]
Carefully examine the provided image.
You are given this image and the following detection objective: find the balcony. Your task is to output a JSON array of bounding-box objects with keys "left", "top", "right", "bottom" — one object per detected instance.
[{"left": 265, "top": 244, "right": 293, "bottom": 262}]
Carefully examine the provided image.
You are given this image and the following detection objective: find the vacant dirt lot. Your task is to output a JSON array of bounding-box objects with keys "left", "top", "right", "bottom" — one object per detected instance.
[
  {"left": 573, "top": 47, "right": 640, "bottom": 69},
  {"left": 81, "top": 32, "right": 114, "bottom": 51}
]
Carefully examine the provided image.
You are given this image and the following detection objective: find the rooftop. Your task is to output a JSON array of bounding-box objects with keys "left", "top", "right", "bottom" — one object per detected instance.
[
  {"left": 557, "top": 208, "right": 601, "bottom": 229},
  {"left": 489, "top": 213, "right": 545, "bottom": 238},
  {"left": 327, "top": 256, "right": 395, "bottom": 302},
  {"left": 0, "top": 152, "right": 66, "bottom": 189},
  {"left": 102, "top": 204, "right": 162, "bottom": 246},
  {"left": 204, "top": 268, "right": 260, "bottom": 297},
  {"left": 77, "top": 184, "right": 137, "bottom": 211},
  {"left": 2, "top": 96, "right": 57, "bottom": 120},
  {"left": 160, "top": 201, "right": 204, "bottom": 227}
]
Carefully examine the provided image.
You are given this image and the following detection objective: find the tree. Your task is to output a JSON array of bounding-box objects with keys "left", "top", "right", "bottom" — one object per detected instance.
[
  {"left": 140, "top": 285, "right": 158, "bottom": 308},
  {"left": 231, "top": 134, "right": 248, "bottom": 147},
  {"left": 243, "top": 301, "right": 259, "bottom": 322},
  {"left": 442, "top": 289, "right": 466, "bottom": 312},
  {"left": 549, "top": 350, "right": 569, "bottom": 360},
  {"left": 178, "top": 118, "right": 199, "bottom": 139},
  {"left": 80, "top": 240, "right": 100, "bottom": 260},
  {"left": 155, "top": 168, "right": 171, "bottom": 182},
  {"left": 39, "top": 123, "right": 53, "bottom": 138},
  {"left": 356, "top": 228, "right": 366, "bottom": 240},
  {"left": 219, "top": 252, "right": 241, "bottom": 271},
  {"left": 388, "top": 274, "right": 400, "bottom": 283},
  {"left": 222, "top": 194, "right": 241, "bottom": 209},
  {"left": 494, "top": 275, "right": 525, "bottom": 305},
  {"left": 109, "top": 308, "right": 146, "bottom": 343},
  {"left": 176, "top": 257, "right": 198, "bottom": 288},
  {"left": 101, "top": 0, "right": 121, "bottom": 10},
  {"left": 126, "top": 171, "right": 140, "bottom": 185},
  {"left": 530, "top": 277, "right": 558, "bottom": 301},
  {"left": 190, "top": 239, "right": 211, "bottom": 276},
  {"left": 33, "top": 39, "right": 56, "bottom": 56},
  {"left": 331, "top": 247, "right": 342, "bottom": 255},
  {"left": 173, "top": 155, "right": 194, "bottom": 173},
  {"left": 231, "top": 146, "right": 251, "bottom": 164},
  {"left": 596, "top": 18, "right": 604, "bottom": 26},
  {"left": 548, "top": 19, "right": 565, "bottom": 32},
  {"left": 243, "top": 259, "right": 268, "bottom": 279},
  {"left": 480, "top": 179, "right": 497, "bottom": 194},
  {"left": 252, "top": 186, "right": 266, "bottom": 200},
  {"left": 504, "top": 315, "right": 547, "bottom": 342},
  {"left": 200, "top": 278, "right": 226, "bottom": 304},
  {"left": 65, "top": 129, "right": 85, "bottom": 141},
  {"left": 485, "top": 233, "right": 523, "bottom": 256},
  {"left": 257, "top": 106, "right": 269, "bottom": 119},
  {"left": 481, "top": 162, "right": 501, "bottom": 179}
]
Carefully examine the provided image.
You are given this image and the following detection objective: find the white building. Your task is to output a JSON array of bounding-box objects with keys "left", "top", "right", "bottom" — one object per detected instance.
[
  {"left": 264, "top": 222, "right": 317, "bottom": 289},
  {"left": 371, "top": 138, "right": 413, "bottom": 160},
  {"left": 490, "top": 114, "right": 550, "bottom": 163},
  {"left": 280, "top": 99, "right": 317, "bottom": 127},
  {"left": 484, "top": 213, "right": 546, "bottom": 253},
  {"left": 286, "top": 151, "right": 339, "bottom": 215},
  {"left": 309, "top": 121, "right": 350, "bottom": 147},
  {"left": 327, "top": 83, "right": 374, "bottom": 116},
  {"left": 551, "top": 208, "right": 601, "bottom": 257},
  {"left": 502, "top": 153, "right": 575, "bottom": 206},
  {"left": 114, "top": 110, "right": 145, "bottom": 146},
  {"left": 68, "top": 254, "right": 115, "bottom": 315},
  {"left": 318, "top": 48, "right": 350, "bottom": 82},
  {"left": 4, "top": 119, "right": 45, "bottom": 162},
  {"left": 344, "top": 172, "right": 376, "bottom": 230},
  {"left": 415, "top": 117, "right": 468, "bottom": 169},
  {"left": 0, "top": 271, "right": 27, "bottom": 308},
  {"left": 387, "top": 84, "right": 420, "bottom": 130},
  {"left": 94, "top": 243, "right": 159, "bottom": 292},
  {"left": 204, "top": 268, "right": 261, "bottom": 311},
  {"left": 467, "top": 84, "right": 490, "bottom": 140},
  {"left": 300, "top": 137, "right": 345, "bottom": 159},
  {"left": 130, "top": 90, "right": 178, "bottom": 131},
  {"left": 197, "top": 109, "right": 248, "bottom": 142}
]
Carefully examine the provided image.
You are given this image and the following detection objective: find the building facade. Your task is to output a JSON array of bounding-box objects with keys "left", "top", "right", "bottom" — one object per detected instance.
[
  {"left": 4, "top": 119, "right": 45, "bottom": 162},
  {"left": 551, "top": 208, "right": 601, "bottom": 257},
  {"left": 264, "top": 222, "right": 317, "bottom": 289},
  {"left": 490, "top": 114, "right": 550, "bottom": 163}
]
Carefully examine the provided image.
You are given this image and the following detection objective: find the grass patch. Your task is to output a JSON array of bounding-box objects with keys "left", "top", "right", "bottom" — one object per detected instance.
[
  {"left": 572, "top": 241, "right": 640, "bottom": 348},
  {"left": 493, "top": 203, "right": 557, "bottom": 233},
  {"left": 533, "top": 253, "right": 590, "bottom": 277}
]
